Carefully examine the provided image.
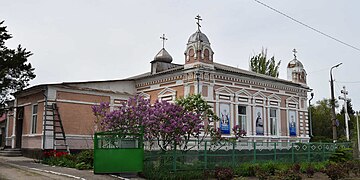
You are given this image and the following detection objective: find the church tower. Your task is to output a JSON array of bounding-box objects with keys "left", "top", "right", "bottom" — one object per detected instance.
[
  {"left": 150, "top": 34, "right": 174, "bottom": 74},
  {"left": 184, "top": 15, "right": 214, "bottom": 68},
  {"left": 287, "top": 49, "right": 307, "bottom": 84}
]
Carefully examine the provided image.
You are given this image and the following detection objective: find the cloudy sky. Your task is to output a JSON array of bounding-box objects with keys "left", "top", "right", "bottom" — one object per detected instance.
[{"left": 1, "top": 0, "right": 360, "bottom": 110}]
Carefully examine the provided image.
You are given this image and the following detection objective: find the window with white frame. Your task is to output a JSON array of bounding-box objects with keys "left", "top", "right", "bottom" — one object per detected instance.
[
  {"left": 238, "top": 105, "right": 247, "bottom": 132},
  {"left": 269, "top": 108, "right": 278, "bottom": 136},
  {"left": 31, "top": 104, "right": 38, "bottom": 134}
]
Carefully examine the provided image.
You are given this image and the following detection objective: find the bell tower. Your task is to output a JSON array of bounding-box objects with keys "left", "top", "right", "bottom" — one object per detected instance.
[
  {"left": 287, "top": 49, "right": 307, "bottom": 84},
  {"left": 184, "top": 15, "right": 214, "bottom": 68}
]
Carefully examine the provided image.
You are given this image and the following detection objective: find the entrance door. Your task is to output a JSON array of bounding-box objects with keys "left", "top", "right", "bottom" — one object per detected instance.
[
  {"left": 0, "top": 127, "right": 5, "bottom": 147},
  {"left": 15, "top": 107, "right": 24, "bottom": 149}
]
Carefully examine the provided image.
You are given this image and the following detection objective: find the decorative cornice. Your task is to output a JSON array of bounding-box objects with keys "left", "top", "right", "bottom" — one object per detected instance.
[
  {"left": 213, "top": 74, "right": 307, "bottom": 94},
  {"left": 136, "top": 75, "right": 183, "bottom": 88}
]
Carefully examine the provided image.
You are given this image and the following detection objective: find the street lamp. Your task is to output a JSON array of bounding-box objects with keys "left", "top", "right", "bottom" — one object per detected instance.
[
  {"left": 308, "top": 92, "right": 314, "bottom": 137},
  {"left": 330, "top": 62, "right": 342, "bottom": 142}
]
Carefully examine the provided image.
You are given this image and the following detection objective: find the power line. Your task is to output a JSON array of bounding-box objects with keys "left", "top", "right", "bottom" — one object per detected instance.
[
  {"left": 307, "top": 67, "right": 329, "bottom": 74},
  {"left": 334, "top": 81, "right": 342, "bottom": 98},
  {"left": 253, "top": 0, "right": 360, "bottom": 53},
  {"left": 336, "top": 81, "right": 360, "bottom": 84}
]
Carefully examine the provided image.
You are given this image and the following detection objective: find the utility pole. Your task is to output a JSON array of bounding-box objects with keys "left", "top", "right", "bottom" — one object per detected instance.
[
  {"left": 356, "top": 111, "right": 360, "bottom": 157},
  {"left": 339, "top": 86, "right": 350, "bottom": 141},
  {"left": 330, "top": 63, "right": 342, "bottom": 142}
]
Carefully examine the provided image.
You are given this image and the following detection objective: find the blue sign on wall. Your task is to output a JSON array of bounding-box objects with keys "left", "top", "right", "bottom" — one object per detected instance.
[
  {"left": 220, "top": 103, "right": 231, "bottom": 134},
  {"left": 289, "top": 110, "right": 297, "bottom": 136}
]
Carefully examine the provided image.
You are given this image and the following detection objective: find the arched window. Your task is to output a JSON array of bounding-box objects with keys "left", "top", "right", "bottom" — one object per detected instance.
[
  {"left": 187, "top": 48, "right": 195, "bottom": 62},
  {"left": 204, "top": 49, "right": 209, "bottom": 61}
]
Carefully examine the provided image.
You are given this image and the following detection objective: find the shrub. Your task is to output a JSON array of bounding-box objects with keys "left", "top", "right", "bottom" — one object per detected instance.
[
  {"left": 305, "top": 164, "right": 315, "bottom": 178},
  {"left": 313, "top": 161, "right": 327, "bottom": 172},
  {"left": 352, "top": 160, "right": 360, "bottom": 176},
  {"left": 342, "top": 161, "right": 354, "bottom": 176},
  {"left": 234, "top": 163, "right": 258, "bottom": 177},
  {"left": 215, "top": 167, "right": 234, "bottom": 180},
  {"left": 324, "top": 162, "right": 346, "bottom": 180},
  {"left": 75, "top": 162, "right": 92, "bottom": 170},
  {"left": 273, "top": 169, "right": 302, "bottom": 180},
  {"left": 292, "top": 163, "right": 301, "bottom": 174},
  {"left": 42, "top": 149, "right": 93, "bottom": 170},
  {"left": 255, "top": 166, "right": 271, "bottom": 180},
  {"left": 261, "top": 162, "right": 276, "bottom": 175},
  {"left": 75, "top": 150, "right": 93, "bottom": 168},
  {"left": 274, "top": 163, "right": 290, "bottom": 172},
  {"left": 42, "top": 154, "right": 76, "bottom": 168},
  {"left": 329, "top": 148, "right": 352, "bottom": 163}
]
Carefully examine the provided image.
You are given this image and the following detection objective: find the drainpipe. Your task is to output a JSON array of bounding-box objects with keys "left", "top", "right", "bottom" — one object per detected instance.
[
  {"left": 196, "top": 71, "right": 200, "bottom": 94},
  {"left": 308, "top": 92, "right": 314, "bottom": 138},
  {"left": 42, "top": 86, "right": 48, "bottom": 150}
]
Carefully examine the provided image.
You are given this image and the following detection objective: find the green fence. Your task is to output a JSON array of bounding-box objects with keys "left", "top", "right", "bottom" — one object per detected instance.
[
  {"left": 94, "top": 129, "right": 144, "bottom": 174},
  {"left": 144, "top": 140, "right": 351, "bottom": 172}
]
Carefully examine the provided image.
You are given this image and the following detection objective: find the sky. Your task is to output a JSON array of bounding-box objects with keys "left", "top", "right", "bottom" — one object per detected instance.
[{"left": 1, "top": 0, "right": 360, "bottom": 111}]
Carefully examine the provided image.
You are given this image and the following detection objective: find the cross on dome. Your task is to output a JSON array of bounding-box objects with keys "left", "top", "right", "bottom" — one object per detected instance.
[
  {"left": 195, "top": 15, "right": 202, "bottom": 31},
  {"left": 160, "top": 34, "right": 168, "bottom": 48},
  {"left": 292, "top": 48, "right": 297, "bottom": 59}
]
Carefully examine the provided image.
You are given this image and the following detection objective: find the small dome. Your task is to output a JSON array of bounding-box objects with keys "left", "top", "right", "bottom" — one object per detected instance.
[
  {"left": 187, "top": 30, "right": 210, "bottom": 44},
  {"left": 287, "top": 59, "right": 303, "bottom": 69},
  {"left": 153, "top": 48, "right": 173, "bottom": 63}
]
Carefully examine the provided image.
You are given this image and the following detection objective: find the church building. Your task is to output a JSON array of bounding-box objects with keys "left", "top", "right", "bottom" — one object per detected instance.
[{"left": 4, "top": 16, "right": 310, "bottom": 156}]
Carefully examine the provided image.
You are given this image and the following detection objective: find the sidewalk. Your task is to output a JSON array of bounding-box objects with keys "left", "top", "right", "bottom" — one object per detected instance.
[{"left": 0, "top": 156, "right": 143, "bottom": 180}]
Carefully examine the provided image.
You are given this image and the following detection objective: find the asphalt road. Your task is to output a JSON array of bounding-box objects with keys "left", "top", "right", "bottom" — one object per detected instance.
[
  {"left": 0, "top": 156, "right": 142, "bottom": 180},
  {"left": 0, "top": 159, "right": 73, "bottom": 180}
]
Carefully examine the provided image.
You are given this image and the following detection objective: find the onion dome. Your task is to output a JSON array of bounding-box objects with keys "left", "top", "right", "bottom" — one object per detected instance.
[{"left": 153, "top": 48, "right": 173, "bottom": 63}]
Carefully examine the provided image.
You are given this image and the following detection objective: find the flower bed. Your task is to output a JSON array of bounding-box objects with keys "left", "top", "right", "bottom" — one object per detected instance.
[{"left": 42, "top": 150, "right": 93, "bottom": 170}]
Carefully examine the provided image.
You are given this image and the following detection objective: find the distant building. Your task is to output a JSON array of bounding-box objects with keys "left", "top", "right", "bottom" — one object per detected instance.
[{"left": 5, "top": 16, "right": 310, "bottom": 157}]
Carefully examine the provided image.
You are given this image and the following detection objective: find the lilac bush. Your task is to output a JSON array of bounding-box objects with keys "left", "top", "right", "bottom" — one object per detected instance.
[
  {"left": 91, "top": 102, "right": 110, "bottom": 132},
  {"left": 232, "top": 125, "right": 247, "bottom": 139},
  {"left": 92, "top": 96, "right": 202, "bottom": 151},
  {"left": 92, "top": 95, "right": 246, "bottom": 151}
]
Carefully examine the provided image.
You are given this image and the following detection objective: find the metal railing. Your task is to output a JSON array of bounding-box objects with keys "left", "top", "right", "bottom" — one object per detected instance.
[{"left": 144, "top": 140, "right": 351, "bottom": 172}]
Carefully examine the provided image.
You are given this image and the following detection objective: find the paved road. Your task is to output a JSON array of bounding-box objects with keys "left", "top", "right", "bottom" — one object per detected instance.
[
  {"left": 0, "top": 159, "right": 72, "bottom": 180},
  {"left": 0, "top": 156, "right": 139, "bottom": 180}
]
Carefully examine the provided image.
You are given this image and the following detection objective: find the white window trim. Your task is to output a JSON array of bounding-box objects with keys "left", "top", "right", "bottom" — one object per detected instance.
[
  {"left": 30, "top": 104, "right": 38, "bottom": 134},
  {"left": 158, "top": 88, "right": 176, "bottom": 103},
  {"left": 138, "top": 92, "right": 150, "bottom": 100},
  {"left": 236, "top": 105, "right": 251, "bottom": 136},
  {"left": 267, "top": 94, "right": 281, "bottom": 137},
  {"left": 235, "top": 89, "right": 252, "bottom": 136},
  {"left": 268, "top": 108, "right": 280, "bottom": 137}
]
